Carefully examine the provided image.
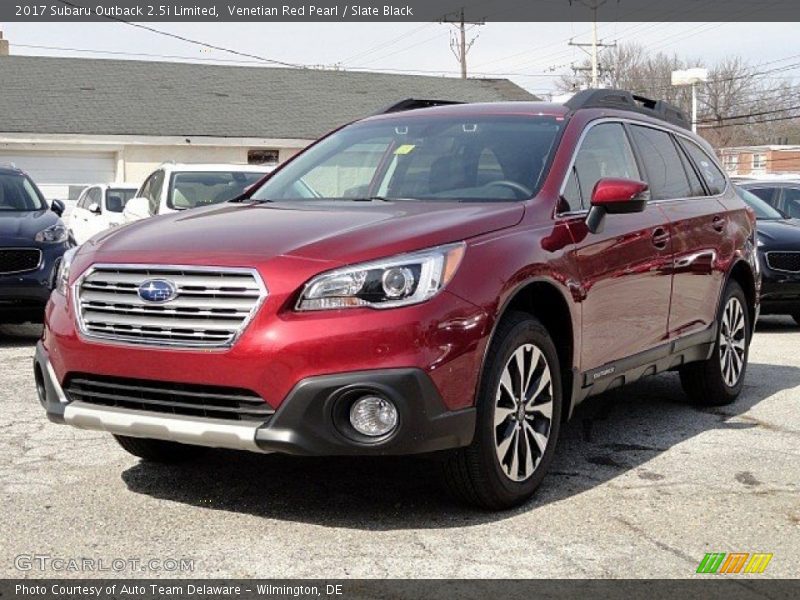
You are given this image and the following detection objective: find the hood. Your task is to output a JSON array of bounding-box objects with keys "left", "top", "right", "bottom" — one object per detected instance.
[
  {"left": 0, "top": 209, "right": 59, "bottom": 242},
  {"left": 87, "top": 200, "right": 525, "bottom": 266},
  {"left": 756, "top": 218, "right": 800, "bottom": 248}
]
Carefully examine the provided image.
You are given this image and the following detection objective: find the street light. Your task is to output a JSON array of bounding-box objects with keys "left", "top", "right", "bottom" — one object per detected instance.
[{"left": 671, "top": 68, "right": 709, "bottom": 134}]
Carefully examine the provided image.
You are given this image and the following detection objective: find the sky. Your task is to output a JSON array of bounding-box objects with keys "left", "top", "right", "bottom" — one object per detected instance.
[{"left": 2, "top": 21, "right": 799, "bottom": 97}]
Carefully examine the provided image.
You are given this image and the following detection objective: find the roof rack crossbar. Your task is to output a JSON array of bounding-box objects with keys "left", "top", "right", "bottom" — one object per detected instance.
[
  {"left": 373, "top": 98, "right": 465, "bottom": 115},
  {"left": 564, "top": 89, "right": 691, "bottom": 130}
]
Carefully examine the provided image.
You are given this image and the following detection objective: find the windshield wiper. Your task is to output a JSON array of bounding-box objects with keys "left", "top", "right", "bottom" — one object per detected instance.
[
  {"left": 349, "top": 196, "right": 392, "bottom": 202},
  {"left": 229, "top": 195, "right": 273, "bottom": 203}
]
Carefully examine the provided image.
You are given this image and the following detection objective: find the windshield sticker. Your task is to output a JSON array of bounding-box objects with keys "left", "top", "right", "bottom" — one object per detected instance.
[{"left": 394, "top": 144, "right": 416, "bottom": 155}]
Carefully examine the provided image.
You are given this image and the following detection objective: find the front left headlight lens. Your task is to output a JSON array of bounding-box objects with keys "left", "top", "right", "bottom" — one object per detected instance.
[
  {"left": 296, "top": 242, "right": 466, "bottom": 311},
  {"left": 35, "top": 223, "right": 68, "bottom": 243},
  {"left": 55, "top": 247, "right": 78, "bottom": 295}
]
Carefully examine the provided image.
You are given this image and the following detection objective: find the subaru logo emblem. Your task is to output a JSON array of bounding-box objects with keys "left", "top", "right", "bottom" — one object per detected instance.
[{"left": 137, "top": 279, "right": 177, "bottom": 303}]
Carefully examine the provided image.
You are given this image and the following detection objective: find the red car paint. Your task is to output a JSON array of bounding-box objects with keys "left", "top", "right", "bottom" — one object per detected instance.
[{"left": 42, "top": 102, "right": 757, "bottom": 418}]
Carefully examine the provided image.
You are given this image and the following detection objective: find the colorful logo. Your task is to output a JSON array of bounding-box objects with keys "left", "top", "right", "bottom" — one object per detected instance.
[{"left": 696, "top": 552, "right": 773, "bottom": 574}]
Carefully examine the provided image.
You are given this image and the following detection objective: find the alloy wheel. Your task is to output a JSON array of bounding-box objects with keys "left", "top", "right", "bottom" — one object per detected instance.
[
  {"left": 719, "top": 296, "right": 747, "bottom": 387},
  {"left": 493, "top": 343, "right": 553, "bottom": 482}
]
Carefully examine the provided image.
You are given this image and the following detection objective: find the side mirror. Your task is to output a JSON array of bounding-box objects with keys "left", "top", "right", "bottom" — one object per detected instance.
[
  {"left": 88, "top": 202, "right": 101, "bottom": 214},
  {"left": 122, "top": 197, "right": 151, "bottom": 222},
  {"left": 51, "top": 198, "right": 65, "bottom": 217},
  {"left": 586, "top": 178, "right": 650, "bottom": 234}
]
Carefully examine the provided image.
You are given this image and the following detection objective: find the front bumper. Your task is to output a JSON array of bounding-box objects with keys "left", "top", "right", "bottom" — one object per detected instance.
[
  {"left": 0, "top": 241, "right": 69, "bottom": 323},
  {"left": 34, "top": 342, "right": 476, "bottom": 455},
  {"left": 759, "top": 263, "right": 800, "bottom": 314}
]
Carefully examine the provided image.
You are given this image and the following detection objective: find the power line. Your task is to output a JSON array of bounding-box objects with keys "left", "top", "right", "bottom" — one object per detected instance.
[
  {"left": 697, "top": 104, "right": 800, "bottom": 125},
  {"left": 700, "top": 113, "right": 800, "bottom": 130},
  {"left": 9, "top": 41, "right": 567, "bottom": 79},
  {"left": 54, "top": 0, "right": 306, "bottom": 68}
]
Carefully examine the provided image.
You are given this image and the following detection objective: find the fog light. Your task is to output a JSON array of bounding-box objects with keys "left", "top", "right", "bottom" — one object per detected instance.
[{"left": 349, "top": 395, "right": 398, "bottom": 437}]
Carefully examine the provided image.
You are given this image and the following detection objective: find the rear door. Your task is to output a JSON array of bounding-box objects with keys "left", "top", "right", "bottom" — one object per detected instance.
[
  {"left": 631, "top": 127, "right": 727, "bottom": 339},
  {"left": 559, "top": 121, "right": 674, "bottom": 372}
]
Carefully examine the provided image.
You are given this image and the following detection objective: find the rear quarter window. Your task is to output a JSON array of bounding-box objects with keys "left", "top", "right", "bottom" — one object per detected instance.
[{"left": 679, "top": 138, "right": 727, "bottom": 195}]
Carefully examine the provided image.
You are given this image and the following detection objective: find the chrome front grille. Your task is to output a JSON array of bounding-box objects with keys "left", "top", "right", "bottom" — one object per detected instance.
[
  {"left": 75, "top": 264, "right": 267, "bottom": 347},
  {"left": 766, "top": 251, "right": 800, "bottom": 273}
]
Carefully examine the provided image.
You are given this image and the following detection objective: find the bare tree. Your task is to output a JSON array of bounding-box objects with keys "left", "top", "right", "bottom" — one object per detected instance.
[{"left": 556, "top": 42, "right": 800, "bottom": 147}]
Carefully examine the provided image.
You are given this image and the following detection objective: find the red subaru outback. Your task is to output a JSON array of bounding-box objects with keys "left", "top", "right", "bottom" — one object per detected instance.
[{"left": 34, "top": 90, "right": 759, "bottom": 509}]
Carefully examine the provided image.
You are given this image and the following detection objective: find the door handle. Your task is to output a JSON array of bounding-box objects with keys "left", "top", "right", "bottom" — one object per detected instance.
[
  {"left": 652, "top": 227, "right": 670, "bottom": 250},
  {"left": 712, "top": 215, "right": 726, "bottom": 232}
]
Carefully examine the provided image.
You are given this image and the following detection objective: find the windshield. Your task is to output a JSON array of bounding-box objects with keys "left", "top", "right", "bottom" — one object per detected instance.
[
  {"left": 736, "top": 186, "right": 784, "bottom": 220},
  {"left": 168, "top": 171, "right": 266, "bottom": 210},
  {"left": 250, "top": 115, "right": 565, "bottom": 203},
  {"left": 0, "top": 173, "right": 47, "bottom": 211},
  {"left": 105, "top": 188, "right": 137, "bottom": 213}
]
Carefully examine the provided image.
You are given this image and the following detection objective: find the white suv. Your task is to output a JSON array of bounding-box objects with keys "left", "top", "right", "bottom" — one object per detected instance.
[
  {"left": 68, "top": 183, "right": 139, "bottom": 244},
  {"left": 123, "top": 163, "right": 274, "bottom": 223}
]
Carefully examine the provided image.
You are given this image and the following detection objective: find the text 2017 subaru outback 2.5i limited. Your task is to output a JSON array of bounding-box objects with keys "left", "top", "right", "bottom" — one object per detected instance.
[{"left": 34, "top": 90, "right": 759, "bottom": 509}]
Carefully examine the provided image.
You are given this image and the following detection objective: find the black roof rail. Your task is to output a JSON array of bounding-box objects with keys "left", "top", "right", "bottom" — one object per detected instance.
[
  {"left": 564, "top": 88, "right": 691, "bottom": 130},
  {"left": 373, "top": 98, "right": 465, "bottom": 115}
]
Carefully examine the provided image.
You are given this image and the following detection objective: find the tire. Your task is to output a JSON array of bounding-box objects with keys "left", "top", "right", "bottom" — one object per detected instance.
[
  {"left": 442, "top": 312, "right": 562, "bottom": 510},
  {"left": 680, "top": 281, "right": 750, "bottom": 406},
  {"left": 113, "top": 435, "right": 207, "bottom": 463}
]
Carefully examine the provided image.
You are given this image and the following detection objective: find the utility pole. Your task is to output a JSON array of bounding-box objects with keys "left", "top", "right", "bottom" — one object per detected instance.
[
  {"left": 568, "top": 0, "right": 616, "bottom": 87},
  {"left": 442, "top": 8, "right": 484, "bottom": 79},
  {"left": 0, "top": 29, "right": 9, "bottom": 57}
]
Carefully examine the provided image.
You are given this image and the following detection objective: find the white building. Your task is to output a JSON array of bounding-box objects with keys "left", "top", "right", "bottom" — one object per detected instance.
[{"left": 0, "top": 54, "right": 535, "bottom": 200}]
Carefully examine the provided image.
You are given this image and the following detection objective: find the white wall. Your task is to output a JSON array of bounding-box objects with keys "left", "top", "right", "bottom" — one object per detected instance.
[{"left": 0, "top": 134, "right": 311, "bottom": 193}]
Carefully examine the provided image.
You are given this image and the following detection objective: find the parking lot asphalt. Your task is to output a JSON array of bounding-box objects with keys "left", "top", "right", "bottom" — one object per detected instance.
[{"left": 1, "top": 318, "right": 798, "bottom": 579}]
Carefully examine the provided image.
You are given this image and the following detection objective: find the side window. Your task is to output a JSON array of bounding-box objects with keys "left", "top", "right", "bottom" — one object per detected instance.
[
  {"left": 137, "top": 175, "right": 153, "bottom": 202},
  {"left": 630, "top": 125, "right": 692, "bottom": 200},
  {"left": 561, "top": 167, "right": 582, "bottom": 212},
  {"left": 782, "top": 188, "right": 800, "bottom": 219},
  {"left": 87, "top": 187, "right": 102, "bottom": 211},
  {"left": 567, "top": 122, "right": 640, "bottom": 210},
  {"left": 679, "top": 138, "right": 727, "bottom": 195},
  {"left": 139, "top": 170, "right": 165, "bottom": 216},
  {"left": 149, "top": 171, "right": 165, "bottom": 215},
  {"left": 748, "top": 187, "right": 778, "bottom": 206},
  {"left": 76, "top": 189, "right": 89, "bottom": 209},
  {"left": 676, "top": 145, "right": 706, "bottom": 197}
]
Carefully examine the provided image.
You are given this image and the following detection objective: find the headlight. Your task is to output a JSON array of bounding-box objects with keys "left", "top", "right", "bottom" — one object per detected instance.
[
  {"left": 35, "top": 223, "right": 68, "bottom": 243},
  {"left": 296, "top": 243, "right": 466, "bottom": 311},
  {"left": 55, "top": 247, "right": 78, "bottom": 295}
]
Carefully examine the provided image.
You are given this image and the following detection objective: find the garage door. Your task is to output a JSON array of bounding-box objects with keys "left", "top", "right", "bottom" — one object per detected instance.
[{"left": 0, "top": 151, "right": 116, "bottom": 201}]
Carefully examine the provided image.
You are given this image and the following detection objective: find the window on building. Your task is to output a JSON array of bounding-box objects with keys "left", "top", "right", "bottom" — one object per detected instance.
[
  {"left": 753, "top": 153, "right": 767, "bottom": 170},
  {"left": 248, "top": 149, "right": 280, "bottom": 166},
  {"left": 722, "top": 154, "right": 739, "bottom": 172}
]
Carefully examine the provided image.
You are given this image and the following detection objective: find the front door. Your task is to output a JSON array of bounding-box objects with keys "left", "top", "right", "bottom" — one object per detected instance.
[{"left": 559, "top": 121, "right": 673, "bottom": 372}]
